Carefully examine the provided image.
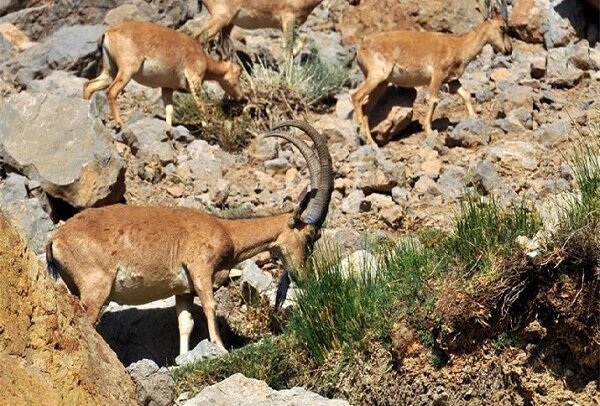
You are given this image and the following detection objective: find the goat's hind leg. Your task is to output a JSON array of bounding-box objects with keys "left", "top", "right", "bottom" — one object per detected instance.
[
  {"left": 106, "top": 66, "right": 137, "bottom": 126},
  {"left": 351, "top": 75, "right": 385, "bottom": 146},
  {"left": 448, "top": 79, "right": 476, "bottom": 119}
]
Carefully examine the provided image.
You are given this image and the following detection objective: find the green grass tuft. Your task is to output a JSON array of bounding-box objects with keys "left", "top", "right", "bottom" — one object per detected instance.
[
  {"left": 446, "top": 195, "right": 540, "bottom": 285},
  {"left": 287, "top": 239, "right": 437, "bottom": 362}
]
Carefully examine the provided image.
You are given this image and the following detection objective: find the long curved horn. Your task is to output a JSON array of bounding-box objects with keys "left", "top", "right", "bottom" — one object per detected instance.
[
  {"left": 263, "top": 131, "right": 320, "bottom": 188},
  {"left": 499, "top": 0, "right": 508, "bottom": 21},
  {"left": 271, "top": 120, "right": 333, "bottom": 227}
]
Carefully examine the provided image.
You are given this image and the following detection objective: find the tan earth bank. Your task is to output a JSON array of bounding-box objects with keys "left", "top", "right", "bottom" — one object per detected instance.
[{"left": 0, "top": 0, "right": 599, "bottom": 404}]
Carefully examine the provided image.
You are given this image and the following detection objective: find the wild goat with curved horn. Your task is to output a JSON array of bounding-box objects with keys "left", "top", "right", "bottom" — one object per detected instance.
[{"left": 46, "top": 120, "right": 333, "bottom": 355}]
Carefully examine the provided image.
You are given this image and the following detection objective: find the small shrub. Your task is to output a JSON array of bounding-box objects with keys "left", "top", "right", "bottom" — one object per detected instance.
[
  {"left": 446, "top": 194, "right": 540, "bottom": 285},
  {"left": 243, "top": 48, "right": 350, "bottom": 124},
  {"left": 554, "top": 124, "right": 600, "bottom": 259},
  {"left": 173, "top": 90, "right": 253, "bottom": 152},
  {"left": 288, "top": 240, "right": 437, "bottom": 362}
]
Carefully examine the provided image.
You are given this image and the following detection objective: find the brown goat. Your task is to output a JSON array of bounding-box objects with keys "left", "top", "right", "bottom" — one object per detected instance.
[
  {"left": 83, "top": 21, "right": 244, "bottom": 132},
  {"left": 197, "top": 0, "right": 359, "bottom": 56},
  {"left": 47, "top": 121, "right": 333, "bottom": 354},
  {"left": 351, "top": 5, "right": 512, "bottom": 146}
]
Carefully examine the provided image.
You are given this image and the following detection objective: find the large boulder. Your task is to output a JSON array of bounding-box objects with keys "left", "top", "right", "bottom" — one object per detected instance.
[
  {"left": 0, "top": 92, "right": 125, "bottom": 209},
  {"left": 183, "top": 373, "right": 350, "bottom": 405},
  {"left": 0, "top": 213, "right": 137, "bottom": 405},
  {"left": 511, "top": 0, "right": 588, "bottom": 48},
  {"left": 3, "top": 24, "right": 105, "bottom": 86},
  {"left": 338, "top": 0, "right": 484, "bottom": 45}
]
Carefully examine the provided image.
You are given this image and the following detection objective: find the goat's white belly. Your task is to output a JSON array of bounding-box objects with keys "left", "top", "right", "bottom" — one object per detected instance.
[
  {"left": 233, "top": 10, "right": 280, "bottom": 29},
  {"left": 133, "top": 59, "right": 188, "bottom": 90},
  {"left": 109, "top": 265, "right": 194, "bottom": 305},
  {"left": 389, "top": 65, "right": 432, "bottom": 88}
]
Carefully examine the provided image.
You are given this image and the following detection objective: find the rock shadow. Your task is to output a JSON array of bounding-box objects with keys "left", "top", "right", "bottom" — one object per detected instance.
[{"left": 97, "top": 303, "right": 246, "bottom": 367}]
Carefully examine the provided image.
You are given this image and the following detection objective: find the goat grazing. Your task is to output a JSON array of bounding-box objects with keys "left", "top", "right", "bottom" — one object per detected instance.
[
  {"left": 46, "top": 121, "right": 333, "bottom": 355},
  {"left": 350, "top": 2, "right": 512, "bottom": 146},
  {"left": 197, "top": 0, "right": 359, "bottom": 56},
  {"left": 83, "top": 21, "right": 244, "bottom": 133}
]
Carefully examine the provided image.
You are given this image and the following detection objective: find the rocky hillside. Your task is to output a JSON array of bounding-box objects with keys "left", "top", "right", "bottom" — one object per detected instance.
[
  {"left": 0, "top": 0, "right": 599, "bottom": 404},
  {"left": 0, "top": 213, "right": 137, "bottom": 405}
]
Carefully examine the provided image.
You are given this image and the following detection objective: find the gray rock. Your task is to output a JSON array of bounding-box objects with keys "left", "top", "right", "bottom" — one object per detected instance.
[
  {"left": 379, "top": 205, "right": 404, "bottom": 229},
  {"left": 175, "top": 339, "right": 227, "bottom": 366},
  {"left": 537, "top": 119, "right": 572, "bottom": 146},
  {"left": 249, "top": 137, "right": 279, "bottom": 161},
  {"left": 0, "top": 92, "right": 125, "bottom": 208},
  {"left": 470, "top": 160, "right": 502, "bottom": 195},
  {"left": 339, "top": 250, "right": 379, "bottom": 279},
  {"left": 367, "top": 86, "right": 416, "bottom": 145},
  {"left": 413, "top": 176, "right": 441, "bottom": 199},
  {"left": 546, "top": 47, "right": 585, "bottom": 88},
  {"left": 127, "top": 359, "right": 176, "bottom": 406},
  {"left": 567, "top": 40, "right": 600, "bottom": 71},
  {"left": 340, "top": 189, "right": 365, "bottom": 214},
  {"left": 391, "top": 186, "right": 411, "bottom": 206},
  {"left": 542, "top": 0, "right": 586, "bottom": 49},
  {"left": 121, "top": 117, "right": 176, "bottom": 165},
  {"left": 4, "top": 24, "right": 106, "bottom": 87},
  {"left": 437, "top": 166, "right": 468, "bottom": 201},
  {"left": 0, "top": 172, "right": 54, "bottom": 254},
  {"left": 335, "top": 91, "right": 354, "bottom": 120},
  {"left": 240, "top": 259, "right": 273, "bottom": 301},
  {"left": 495, "top": 85, "right": 534, "bottom": 117},
  {"left": 445, "top": 118, "right": 493, "bottom": 148},
  {"left": 350, "top": 148, "right": 406, "bottom": 193},
  {"left": 27, "top": 70, "right": 86, "bottom": 98},
  {"left": 183, "top": 373, "right": 350, "bottom": 406}
]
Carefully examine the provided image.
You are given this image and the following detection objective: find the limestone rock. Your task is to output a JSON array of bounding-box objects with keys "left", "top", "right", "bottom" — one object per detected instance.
[
  {"left": 368, "top": 86, "right": 416, "bottom": 145},
  {"left": 121, "top": 117, "right": 177, "bottom": 165},
  {"left": 0, "top": 92, "right": 126, "bottom": 208},
  {"left": 4, "top": 24, "right": 106, "bottom": 87},
  {"left": 183, "top": 373, "right": 350, "bottom": 405},
  {"left": 175, "top": 339, "right": 228, "bottom": 366},
  {"left": 0, "top": 172, "right": 54, "bottom": 254},
  {"left": 0, "top": 213, "right": 137, "bottom": 405},
  {"left": 127, "top": 359, "right": 176, "bottom": 406}
]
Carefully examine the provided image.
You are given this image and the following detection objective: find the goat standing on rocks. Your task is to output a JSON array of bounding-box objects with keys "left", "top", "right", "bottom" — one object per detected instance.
[
  {"left": 197, "top": 0, "right": 360, "bottom": 57},
  {"left": 351, "top": 1, "right": 512, "bottom": 146},
  {"left": 83, "top": 21, "right": 244, "bottom": 133},
  {"left": 46, "top": 121, "right": 334, "bottom": 355}
]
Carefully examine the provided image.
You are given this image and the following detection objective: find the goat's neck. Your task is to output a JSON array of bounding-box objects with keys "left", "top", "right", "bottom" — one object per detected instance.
[
  {"left": 205, "top": 57, "right": 229, "bottom": 81},
  {"left": 458, "top": 21, "right": 491, "bottom": 67},
  {"left": 221, "top": 213, "right": 291, "bottom": 263}
]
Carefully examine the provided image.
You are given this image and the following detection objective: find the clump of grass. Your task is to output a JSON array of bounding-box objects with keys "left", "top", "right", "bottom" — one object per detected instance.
[
  {"left": 553, "top": 125, "right": 600, "bottom": 258},
  {"left": 174, "top": 336, "right": 308, "bottom": 393},
  {"left": 445, "top": 195, "right": 540, "bottom": 285},
  {"left": 288, "top": 239, "right": 437, "bottom": 362},
  {"left": 173, "top": 90, "right": 253, "bottom": 152},
  {"left": 243, "top": 48, "right": 350, "bottom": 123}
]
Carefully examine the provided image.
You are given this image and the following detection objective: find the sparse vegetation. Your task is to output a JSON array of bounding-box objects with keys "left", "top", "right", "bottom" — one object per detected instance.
[
  {"left": 173, "top": 90, "right": 254, "bottom": 152},
  {"left": 243, "top": 49, "right": 350, "bottom": 124},
  {"left": 174, "top": 123, "right": 600, "bottom": 401}
]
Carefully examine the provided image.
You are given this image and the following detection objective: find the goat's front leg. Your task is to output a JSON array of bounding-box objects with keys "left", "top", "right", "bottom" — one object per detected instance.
[
  {"left": 186, "top": 74, "right": 209, "bottom": 119},
  {"left": 187, "top": 263, "right": 226, "bottom": 350},
  {"left": 175, "top": 294, "right": 195, "bottom": 355},
  {"left": 161, "top": 88, "right": 175, "bottom": 135},
  {"left": 448, "top": 79, "right": 476, "bottom": 119},
  {"left": 423, "top": 73, "right": 444, "bottom": 134}
]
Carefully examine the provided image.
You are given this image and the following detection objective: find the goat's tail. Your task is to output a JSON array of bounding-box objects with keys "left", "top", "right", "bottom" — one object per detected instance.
[
  {"left": 274, "top": 269, "right": 291, "bottom": 311},
  {"left": 45, "top": 241, "right": 59, "bottom": 280}
]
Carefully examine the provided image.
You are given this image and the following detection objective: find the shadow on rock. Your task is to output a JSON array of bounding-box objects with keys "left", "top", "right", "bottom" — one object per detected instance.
[{"left": 97, "top": 303, "right": 247, "bottom": 367}]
